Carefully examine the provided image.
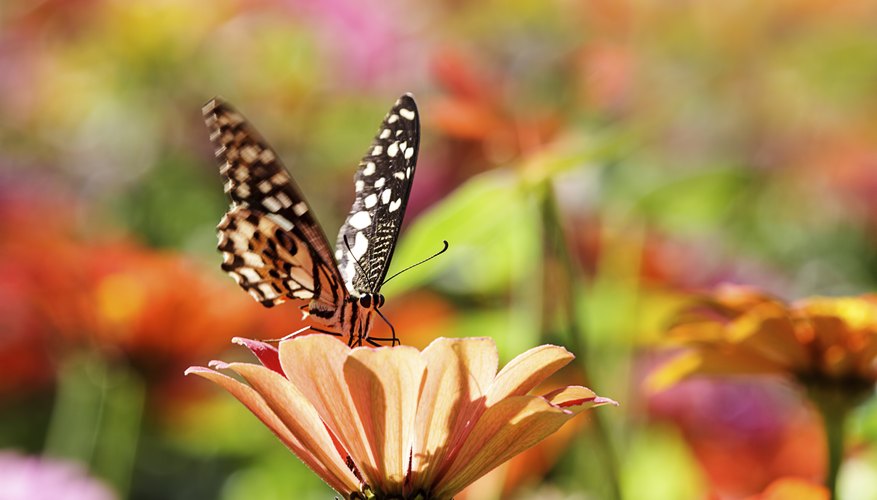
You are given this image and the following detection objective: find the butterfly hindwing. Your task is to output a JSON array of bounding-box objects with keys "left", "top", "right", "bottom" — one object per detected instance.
[
  {"left": 204, "top": 98, "right": 345, "bottom": 310},
  {"left": 335, "top": 94, "right": 420, "bottom": 294}
]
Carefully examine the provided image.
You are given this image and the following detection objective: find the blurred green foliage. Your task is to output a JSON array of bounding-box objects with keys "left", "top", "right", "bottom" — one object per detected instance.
[{"left": 2, "top": 0, "right": 877, "bottom": 498}]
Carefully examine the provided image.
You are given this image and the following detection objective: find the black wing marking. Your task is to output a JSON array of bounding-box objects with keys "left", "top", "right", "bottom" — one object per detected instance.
[
  {"left": 204, "top": 97, "right": 346, "bottom": 309},
  {"left": 335, "top": 94, "right": 420, "bottom": 294}
]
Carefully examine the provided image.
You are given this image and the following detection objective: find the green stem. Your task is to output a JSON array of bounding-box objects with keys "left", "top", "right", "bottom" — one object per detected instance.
[
  {"left": 807, "top": 379, "right": 869, "bottom": 499},
  {"left": 539, "top": 182, "right": 622, "bottom": 500}
]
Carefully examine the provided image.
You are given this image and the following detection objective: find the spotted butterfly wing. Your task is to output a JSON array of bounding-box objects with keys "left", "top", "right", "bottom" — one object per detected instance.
[
  {"left": 335, "top": 94, "right": 420, "bottom": 295},
  {"left": 204, "top": 95, "right": 420, "bottom": 345}
]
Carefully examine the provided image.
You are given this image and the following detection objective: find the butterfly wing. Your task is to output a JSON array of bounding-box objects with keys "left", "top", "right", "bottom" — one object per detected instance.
[
  {"left": 335, "top": 94, "right": 420, "bottom": 294},
  {"left": 204, "top": 98, "right": 346, "bottom": 311}
]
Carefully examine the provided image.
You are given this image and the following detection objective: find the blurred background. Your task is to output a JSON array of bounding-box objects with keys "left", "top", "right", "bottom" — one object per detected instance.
[{"left": 2, "top": 0, "right": 877, "bottom": 498}]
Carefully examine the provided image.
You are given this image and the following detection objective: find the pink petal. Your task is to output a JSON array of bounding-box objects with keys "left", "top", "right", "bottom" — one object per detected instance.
[
  {"left": 232, "top": 337, "right": 283, "bottom": 374},
  {"left": 184, "top": 366, "right": 357, "bottom": 494},
  {"left": 486, "top": 344, "right": 574, "bottom": 406},
  {"left": 410, "top": 337, "right": 498, "bottom": 492},
  {"left": 434, "top": 394, "right": 586, "bottom": 498},
  {"left": 344, "top": 345, "right": 425, "bottom": 494},
  {"left": 278, "top": 335, "right": 375, "bottom": 482}
]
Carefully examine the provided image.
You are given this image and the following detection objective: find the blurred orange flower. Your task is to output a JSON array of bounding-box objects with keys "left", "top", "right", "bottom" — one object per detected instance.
[
  {"left": 648, "top": 285, "right": 877, "bottom": 395},
  {"left": 187, "top": 335, "right": 615, "bottom": 499},
  {"left": 746, "top": 477, "right": 829, "bottom": 500},
  {"left": 0, "top": 184, "right": 277, "bottom": 402}
]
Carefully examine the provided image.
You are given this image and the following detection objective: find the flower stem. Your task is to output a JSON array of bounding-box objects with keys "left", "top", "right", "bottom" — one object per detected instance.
[
  {"left": 539, "top": 182, "right": 622, "bottom": 500},
  {"left": 807, "top": 379, "right": 869, "bottom": 499}
]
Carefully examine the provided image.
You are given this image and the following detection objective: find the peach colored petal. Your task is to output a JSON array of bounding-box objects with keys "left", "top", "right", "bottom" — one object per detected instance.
[
  {"left": 228, "top": 362, "right": 360, "bottom": 495},
  {"left": 434, "top": 394, "right": 585, "bottom": 497},
  {"left": 486, "top": 344, "right": 573, "bottom": 406},
  {"left": 410, "top": 337, "right": 498, "bottom": 492},
  {"left": 184, "top": 367, "right": 356, "bottom": 495},
  {"left": 344, "top": 346, "right": 425, "bottom": 495},
  {"left": 278, "top": 335, "right": 375, "bottom": 480},
  {"left": 541, "top": 385, "right": 617, "bottom": 411}
]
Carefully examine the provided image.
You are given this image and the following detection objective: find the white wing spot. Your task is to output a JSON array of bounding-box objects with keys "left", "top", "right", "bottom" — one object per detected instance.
[
  {"left": 242, "top": 252, "right": 264, "bottom": 267},
  {"left": 388, "top": 114, "right": 399, "bottom": 123},
  {"left": 364, "top": 194, "right": 378, "bottom": 208},
  {"left": 258, "top": 283, "right": 279, "bottom": 299},
  {"left": 404, "top": 147, "right": 414, "bottom": 159},
  {"left": 389, "top": 198, "right": 402, "bottom": 212},
  {"left": 267, "top": 213, "right": 294, "bottom": 231},
  {"left": 355, "top": 180, "right": 365, "bottom": 192},
  {"left": 259, "top": 149, "right": 276, "bottom": 163},
  {"left": 379, "top": 128, "right": 391, "bottom": 139},
  {"left": 399, "top": 108, "right": 416, "bottom": 120},
  {"left": 241, "top": 146, "right": 259, "bottom": 163},
  {"left": 293, "top": 202, "right": 308, "bottom": 216},
  {"left": 387, "top": 142, "right": 399, "bottom": 157},
  {"left": 276, "top": 192, "right": 292, "bottom": 207},
  {"left": 395, "top": 130, "right": 402, "bottom": 137},
  {"left": 375, "top": 177, "right": 386, "bottom": 189},
  {"left": 262, "top": 196, "right": 282, "bottom": 212},
  {"left": 381, "top": 188, "right": 392, "bottom": 205},
  {"left": 240, "top": 268, "right": 261, "bottom": 283},
  {"left": 235, "top": 184, "right": 251, "bottom": 198},
  {"left": 363, "top": 162, "right": 376, "bottom": 176},
  {"left": 400, "top": 141, "right": 407, "bottom": 151},
  {"left": 349, "top": 211, "right": 372, "bottom": 229},
  {"left": 372, "top": 145, "right": 383, "bottom": 156},
  {"left": 351, "top": 232, "right": 368, "bottom": 259},
  {"left": 406, "top": 167, "right": 411, "bottom": 178},
  {"left": 394, "top": 171, "right": 405, "bottom": 180},
  {"left": 258, "top": 180, "right": 272, "bottom": 193}
]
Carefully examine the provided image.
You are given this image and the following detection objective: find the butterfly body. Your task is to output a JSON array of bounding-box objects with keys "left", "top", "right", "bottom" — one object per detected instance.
[{"left": 205, "top": 94, "right": 419, "bottom": 346}]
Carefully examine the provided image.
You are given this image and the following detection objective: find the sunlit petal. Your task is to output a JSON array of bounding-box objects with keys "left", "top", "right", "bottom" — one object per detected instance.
[
  {"left": 486, "top": 344, "right": 574, "bottom": 405},
  {"left": 410, "top": 337, "right": 498, "bottom": 491},
  {"left": 344, "top": 346, "right": 425, "bottom": 494},
  {"left": 184, "top": 366, "right": 356, "bottom": 495}
]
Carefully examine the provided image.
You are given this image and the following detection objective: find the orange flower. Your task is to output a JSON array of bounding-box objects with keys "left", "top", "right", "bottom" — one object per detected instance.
[
  {"left": 648, "top": 285, "right": 877, "bottom": 393},
  {"left": 187, "top": 335, "right": 615, "bottom": 499}
]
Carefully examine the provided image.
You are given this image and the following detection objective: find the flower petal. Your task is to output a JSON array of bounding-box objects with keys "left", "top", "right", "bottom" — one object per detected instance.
[
  {"left": 185, "top": 366, "right": 357, "bottom": 495},
  {"left": 232, "top": 337, "right": 283, "bottom": 374},
  {"left": 486, "top": 344, "right": 573, "bottom": 406},
  {"left": 228, "top": 362, "right": 360, "bottom": 495},
  {"left": 434, "top": 393, "right": 595, "bottom": 498},
  {"left": 344, "top": 346, "right": 425, "bottom": 494},
  {"left": 278, "top": 335, "right": 375, "bottom": 484},
  {"left": 410, "top": 337, "right": 498, "bottom": 492},
  {"left": 645, "top": 349, "right": 787, "bottom": 393}
]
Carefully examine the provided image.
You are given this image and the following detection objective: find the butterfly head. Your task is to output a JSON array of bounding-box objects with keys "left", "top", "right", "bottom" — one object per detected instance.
[{"left": 357, "top": 293, "right": 385, "bottom": 310}]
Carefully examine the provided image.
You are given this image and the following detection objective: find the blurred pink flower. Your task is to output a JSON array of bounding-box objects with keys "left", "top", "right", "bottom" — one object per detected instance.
[{"left": 0, "top": 452, "right": 116, "bottom": 500}]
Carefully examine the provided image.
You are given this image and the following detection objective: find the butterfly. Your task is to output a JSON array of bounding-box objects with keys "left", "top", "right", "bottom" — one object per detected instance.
[{"left": 203, "top": 94, "right": 420, "bottom": 347}]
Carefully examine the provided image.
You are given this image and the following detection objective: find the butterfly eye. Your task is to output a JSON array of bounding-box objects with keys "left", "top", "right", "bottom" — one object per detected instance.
[
  {"left": 377, "top": 294, "right": 385, "bottom": 308},
  {"left": 359, "top": 295, "right": 372, "bottom": 309}
]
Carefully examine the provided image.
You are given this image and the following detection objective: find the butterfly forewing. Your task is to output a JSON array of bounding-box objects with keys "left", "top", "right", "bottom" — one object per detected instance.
[
  {"left": 204, "top": 98, "right": 345, "bottom": 309},
  {"left": 335, "top": 94, "right": 420, "bottom": 294}
]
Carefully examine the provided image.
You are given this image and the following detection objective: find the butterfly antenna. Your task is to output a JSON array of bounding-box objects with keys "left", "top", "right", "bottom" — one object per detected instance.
[
  {"left": 343, "top": 235, "right": 368, "bottom": 277},
  {"left": 382, "top": 240, "right": 449, "bottom": 286}
]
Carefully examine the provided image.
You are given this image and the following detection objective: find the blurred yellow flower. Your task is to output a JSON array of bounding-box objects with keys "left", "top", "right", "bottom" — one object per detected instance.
[
  {"left": 649, "top": 285, "right": 877, "bottom": 395},
  {"left": 187, "top": 335, "right": 615, "bottom": 499}
]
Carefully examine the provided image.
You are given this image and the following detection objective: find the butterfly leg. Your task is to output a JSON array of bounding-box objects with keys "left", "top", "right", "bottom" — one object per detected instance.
[{"left": 372, "top": 308, "right": 400, "bottom": 346}]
